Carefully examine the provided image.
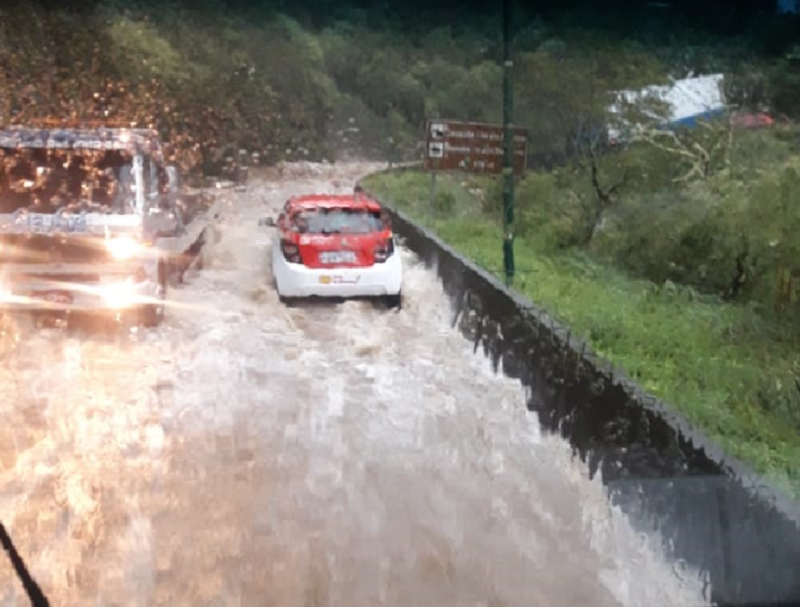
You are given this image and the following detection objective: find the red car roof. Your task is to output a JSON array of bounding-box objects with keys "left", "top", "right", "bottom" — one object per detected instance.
[{"left": 287, "top": 194, "right": 383, "bottom": 213}]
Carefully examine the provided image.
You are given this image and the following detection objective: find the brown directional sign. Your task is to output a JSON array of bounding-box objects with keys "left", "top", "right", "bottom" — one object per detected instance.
[{"left": 423, "top": 119, "right": 528, "bottom": 177}]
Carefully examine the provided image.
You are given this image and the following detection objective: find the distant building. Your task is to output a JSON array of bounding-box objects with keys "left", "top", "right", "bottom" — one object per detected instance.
[{"left": 607, "top": 74, "right": 726, "bottom": 143}]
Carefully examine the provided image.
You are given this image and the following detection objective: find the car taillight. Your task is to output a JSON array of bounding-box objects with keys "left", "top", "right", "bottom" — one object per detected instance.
[
  {"left": 281, "top": 239, "right": 302, "bottom": 263},
  {"left": 374, "top": 237, "right": 394, "bottom": 263}
]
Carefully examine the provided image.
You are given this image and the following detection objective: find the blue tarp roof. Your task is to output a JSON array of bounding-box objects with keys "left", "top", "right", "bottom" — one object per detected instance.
[{"left": 607, "top": 74, "right": 726, "bottom": 141}]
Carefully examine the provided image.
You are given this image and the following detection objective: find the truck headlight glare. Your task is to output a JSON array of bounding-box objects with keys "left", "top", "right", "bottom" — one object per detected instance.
[{"left": 107, "top": 236, "right": 141, "bottom": 260}]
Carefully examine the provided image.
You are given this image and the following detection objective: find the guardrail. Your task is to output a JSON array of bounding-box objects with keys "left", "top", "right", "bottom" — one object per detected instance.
[{"left": 363, "top": 177, "right": 800, "bottom": 607}]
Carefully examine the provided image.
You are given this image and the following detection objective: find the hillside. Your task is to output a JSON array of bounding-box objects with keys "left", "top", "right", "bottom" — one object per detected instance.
[{"left": 0, "top": 1, "right": 798, "bottom": 173}]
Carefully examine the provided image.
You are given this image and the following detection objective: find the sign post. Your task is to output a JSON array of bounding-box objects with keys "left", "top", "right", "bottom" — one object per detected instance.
[
  {"left": 423, "top": 117, "right": 527, "bottom": 277},
  {"left": 429, "top": 172, "right": 437, "bottom": 220},
  {"left": 424, "top": 120, "right": 527, "bottom": 177}
]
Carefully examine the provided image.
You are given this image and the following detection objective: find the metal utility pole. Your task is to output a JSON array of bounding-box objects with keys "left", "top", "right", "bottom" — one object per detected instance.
[
  {"left": 503, "top": 0, "right": 514, "bottom": 286},
  {"left": 502, "top": 0, "right": 515, "bottom": 286}
]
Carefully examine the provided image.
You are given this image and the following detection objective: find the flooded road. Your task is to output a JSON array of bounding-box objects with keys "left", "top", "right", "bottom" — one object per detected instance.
[{"left": 0, "top": 163, "right": 709, "bottom": 606}]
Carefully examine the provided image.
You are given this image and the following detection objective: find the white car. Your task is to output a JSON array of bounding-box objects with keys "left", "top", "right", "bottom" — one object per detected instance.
[{"left": 264, "top": 192, "right": 402, "bottom": 308}]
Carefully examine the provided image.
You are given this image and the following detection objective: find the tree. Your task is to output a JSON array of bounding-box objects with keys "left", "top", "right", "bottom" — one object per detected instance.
[
  {"left": 635, "top": 116, "right": 735, "bottom": 182},
  {"left": 515, "top": 35, "right": 668, "bottom": 244}
]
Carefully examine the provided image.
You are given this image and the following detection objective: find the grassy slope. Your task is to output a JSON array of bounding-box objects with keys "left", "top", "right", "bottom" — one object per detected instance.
[{"left": 363, "top": 170, "right": 800, "bottom": 498}]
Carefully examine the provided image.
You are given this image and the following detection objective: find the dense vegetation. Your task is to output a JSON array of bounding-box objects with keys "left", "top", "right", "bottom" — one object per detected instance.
[
  {"left": 2, "top": 0, "right": 800, "bottom": 492},
  {"left": 2, "top": 1, "right": 799, "bottom": 169}
]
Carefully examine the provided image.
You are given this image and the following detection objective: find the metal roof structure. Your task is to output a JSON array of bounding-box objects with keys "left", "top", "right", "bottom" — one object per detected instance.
[{"left": 607, "top": 74, "right": 726, "bottom": 141}]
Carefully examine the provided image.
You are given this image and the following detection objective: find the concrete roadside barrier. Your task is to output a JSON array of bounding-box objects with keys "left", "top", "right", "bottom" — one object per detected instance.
[{"left": 368, "top": 186, "right": 800, "bottom": 607}]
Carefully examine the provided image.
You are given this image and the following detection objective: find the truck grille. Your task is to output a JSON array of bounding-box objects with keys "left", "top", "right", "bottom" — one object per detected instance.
[{"left": 0, "top": 235, "right": 113, "bottom": 265}]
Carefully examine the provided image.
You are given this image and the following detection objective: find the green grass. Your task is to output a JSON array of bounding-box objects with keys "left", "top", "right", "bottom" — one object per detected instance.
[{"left": 364, "top": 170, "right": 800, "bottom": 499}]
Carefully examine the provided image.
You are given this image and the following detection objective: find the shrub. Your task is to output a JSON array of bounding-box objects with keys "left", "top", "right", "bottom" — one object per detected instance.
[{"left": 433, "top": 190, "right": 457, "bottom": 216}]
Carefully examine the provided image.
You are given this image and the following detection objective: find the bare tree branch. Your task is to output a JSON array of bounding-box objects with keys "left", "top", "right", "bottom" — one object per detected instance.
[{"left": 634, "top": 111, "right": 734, "bottom": 182}]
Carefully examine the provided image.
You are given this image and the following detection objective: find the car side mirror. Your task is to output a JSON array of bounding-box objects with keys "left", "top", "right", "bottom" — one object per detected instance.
[{"left": 258, "top": 217, "right": 275, "bottom": 227}]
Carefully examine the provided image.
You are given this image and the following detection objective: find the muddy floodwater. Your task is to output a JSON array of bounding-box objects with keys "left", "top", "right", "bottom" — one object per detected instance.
[{"left": 0, "top": 163, "right": 710, "bottom": 606}]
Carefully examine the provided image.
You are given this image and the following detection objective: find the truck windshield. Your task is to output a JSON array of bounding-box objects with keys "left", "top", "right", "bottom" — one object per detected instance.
[
  {"left": 292, "top": 208, "right": 383, "bottom": 234},
  {"left": 0, "top": 148, "right": 137, "bottom": 214}
]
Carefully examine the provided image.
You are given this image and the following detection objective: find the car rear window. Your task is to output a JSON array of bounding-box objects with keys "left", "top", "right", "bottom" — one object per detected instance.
[{"left": 291, "top": 208, "right": 383, "bottom": 234}]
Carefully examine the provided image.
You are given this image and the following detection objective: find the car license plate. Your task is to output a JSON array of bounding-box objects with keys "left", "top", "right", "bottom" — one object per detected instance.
[
  {"left": 319, "top": 251, "right": 356, "bottom": 264},
  {"left": 35, "top": 291, "right": 73, "bottom": 304},
  {"left": 318, "top": 275, "right": 360, "bottom": 285}
]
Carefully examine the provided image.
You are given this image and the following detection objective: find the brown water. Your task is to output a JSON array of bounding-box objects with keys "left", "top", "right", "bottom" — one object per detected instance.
[{"left": 0, "top": 162, "right": 710, "bottom": 607}]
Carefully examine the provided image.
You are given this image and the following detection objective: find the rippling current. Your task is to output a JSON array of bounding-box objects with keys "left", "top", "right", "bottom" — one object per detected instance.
[{"left": 0, "top": 163, "right": 710, "bottom": 606}]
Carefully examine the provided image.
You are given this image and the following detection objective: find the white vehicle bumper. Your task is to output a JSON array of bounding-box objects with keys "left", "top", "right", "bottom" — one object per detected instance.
[
  {"left": 273, "top": 249, "right": 402, "bottom": 298},
  {"left": 0, "top": 264, "right": 161, "bottom": 312}
]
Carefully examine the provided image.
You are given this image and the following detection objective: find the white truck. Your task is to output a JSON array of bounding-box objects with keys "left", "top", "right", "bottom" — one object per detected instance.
[{"left": 0, "top": 124, "right": 217, "bottom": 327}]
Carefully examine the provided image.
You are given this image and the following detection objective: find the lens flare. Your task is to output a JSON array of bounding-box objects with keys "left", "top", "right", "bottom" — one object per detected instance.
[{"left": 107, "top": 236, "right": 142, "bottom": 260}]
